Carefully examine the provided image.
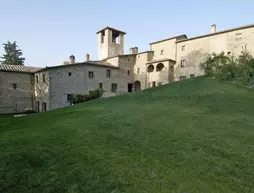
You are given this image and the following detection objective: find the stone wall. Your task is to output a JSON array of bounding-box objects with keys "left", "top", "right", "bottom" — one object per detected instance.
[
  {"left": 150, "top": 38, "right": 177, "bottom": 60},
  {"left": 175, "top": 26, "right": 254, "bottom": 81},
  {"left": 34, "top": 71, "right": 50, "bottom": 112},
  {"left": 0, "top": 71, "right": 34, "bottom": 114}
]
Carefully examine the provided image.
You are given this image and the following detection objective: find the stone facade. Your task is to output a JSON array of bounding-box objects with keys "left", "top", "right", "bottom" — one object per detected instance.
[
  {"left": 0, "top": 71, "right": 35, "bottom": 114},
  {"left": 1, "top": 23, "right": 254, "bottom": 113}
]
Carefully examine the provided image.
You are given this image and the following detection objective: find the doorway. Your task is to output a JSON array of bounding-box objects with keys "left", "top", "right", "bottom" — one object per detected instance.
[
  {"left": 128, "top": 83, "right": 133, "bottom": 92},
  {"left": 134, "top": 81, "right": 141, "bottom": 91}
]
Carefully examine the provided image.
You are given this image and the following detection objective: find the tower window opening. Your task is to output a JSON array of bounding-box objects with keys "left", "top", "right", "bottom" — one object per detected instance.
[
  {"left": 101, "top": 31, "right": 105, "bottom": 43},
  {"left": 112, "top": 31, "right": 120, "bottom": 44}
]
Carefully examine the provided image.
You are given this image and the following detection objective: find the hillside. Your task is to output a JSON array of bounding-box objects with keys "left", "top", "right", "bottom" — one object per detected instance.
[{"left": 1, "top": 76, "right": 254, "bottom": 193}]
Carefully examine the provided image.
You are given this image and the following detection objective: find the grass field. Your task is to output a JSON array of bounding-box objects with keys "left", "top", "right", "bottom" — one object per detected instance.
[{"left": 1, "top": 76, "right": 254, "bottom": 193}]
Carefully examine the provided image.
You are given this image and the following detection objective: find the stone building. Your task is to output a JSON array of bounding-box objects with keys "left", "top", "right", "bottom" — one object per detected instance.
[{"left": 1, "top": 24, "right": 254, "bottom": 113}]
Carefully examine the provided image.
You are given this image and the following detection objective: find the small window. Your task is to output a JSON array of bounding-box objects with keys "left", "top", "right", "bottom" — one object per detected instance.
[
  {"left": 190, "top": 74, "right": 195, "bottom": 78},
  {"left": 68, "top": 72, "right": 72, "bottom": 76},
  {"left": 88, "top": 71, "right": 94, "bottom": 78},
  {"left": 182, "top": 45, "right": 186, "bottom": 51},
  {"left": 137, "top": 68, "right": 140, "bottom": 74},
  {"left": 148, "top": 82, "right": 151, "bottom": 88},
  {"left": 99, "top": 83, "right": 103, "bottom": 89},
  {"left": 111, "top": 83, "right": 117, "bottom": 93},
  {"left": 158, "top": 82, "right": 163, "bottom": 86},
  {"left": 180, "top": 76, "right": 187, "bottom": 80},
  {"left": 36, "top": 76, "right": 38, "bottom": 83},
  {"left": 42, "top": 74, "right": 46, "bottom": 83},
  {"left": 67, "top": 94, "right": 73, "bottom": 101},
  {"left": 152, "top": 82, "right": 156, "bottom": 87},
  {"left": 12, "top": 83, "right": 17, "bottom": 90},
  {"left": 106, "top": 69, "right": 111, "bottom": 78},
  {"left": 127, "top": 70, "right": 130, "bottom": 75},
  {"left": 161, "top": 50, "right": 164, "bottom": 55},
  {"left": 181, "top": 60, "right": 186, "bottom": 67},
  {"left": 236, "top": 33, "right": 242, "bottom": 41}
]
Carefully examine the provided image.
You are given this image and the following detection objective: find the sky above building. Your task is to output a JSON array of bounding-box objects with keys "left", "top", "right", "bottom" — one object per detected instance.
[{"left": 0, "top": 0, "right": 253, "bottom": 67}]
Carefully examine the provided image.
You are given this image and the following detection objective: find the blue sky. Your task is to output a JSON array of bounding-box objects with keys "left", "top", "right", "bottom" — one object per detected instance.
[{"left": 0, "top": 0, "right": 253, "bottom": 67}]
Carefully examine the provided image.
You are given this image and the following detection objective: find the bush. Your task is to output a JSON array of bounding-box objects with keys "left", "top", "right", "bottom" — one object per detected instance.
[
  {"left": 72, "top": 88, "right": 104, "bottom": 104},
  {"left": 200, "top": 49, "right": 254, "bottom": 87}
]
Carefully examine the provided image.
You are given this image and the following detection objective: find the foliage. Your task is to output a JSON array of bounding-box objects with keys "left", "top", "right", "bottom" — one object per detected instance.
[
  {"left": 200, "top": 49, "right": 254, "bottom": 87},
  {"left": 72, "top": 88, "right": 104, "bottom": 104},
  {"left": 0, "top": 41, "right": 25, "bottom": 65},
  {"left": 1, "top": 77, "right": 254, "bottom": 193}
]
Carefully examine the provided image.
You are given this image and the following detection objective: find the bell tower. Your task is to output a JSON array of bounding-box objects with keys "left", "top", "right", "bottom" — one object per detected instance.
[{"left": 97, "top": 27, "right": 126, "bottom": 60}]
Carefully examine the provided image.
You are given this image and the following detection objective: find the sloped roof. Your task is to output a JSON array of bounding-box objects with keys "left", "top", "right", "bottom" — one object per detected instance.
[
  {"left": 177, "top": 24, "right": 254, "bottom": 43},
  {"left": 150, "top": 35, "right": 188, "bottom": 45},
  {"left": 97, "top": 26, "right": 126, "bottom": 35},
  {"left": 35, "top": 61, "right": 119, "bottom": 73},
  {"left": 0, "top": 64, "right": 42, "bottom": 73},
  {"left": 146, "top": 58, "right": 176, "bottom": 64}
]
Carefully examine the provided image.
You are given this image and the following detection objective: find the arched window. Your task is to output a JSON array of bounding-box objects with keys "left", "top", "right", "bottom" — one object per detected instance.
[
  {"left": 147, "top": 65, "right": 154, "bottom": 72},
  {"left": 156, "top": 63, "right": 164, "bottom": 71}
]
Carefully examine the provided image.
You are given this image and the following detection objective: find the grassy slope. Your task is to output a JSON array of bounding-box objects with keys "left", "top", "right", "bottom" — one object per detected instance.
[{"left": 1, "top": 76, "right": 254, "bottom": 193}]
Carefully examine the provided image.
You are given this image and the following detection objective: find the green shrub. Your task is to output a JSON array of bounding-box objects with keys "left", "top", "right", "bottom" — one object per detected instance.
[
  {"left": 200, "top": 49, "right": 254, "bottom": 87},
  {"left": 72, "top": 88, "right": 104, "bottom": 104}
]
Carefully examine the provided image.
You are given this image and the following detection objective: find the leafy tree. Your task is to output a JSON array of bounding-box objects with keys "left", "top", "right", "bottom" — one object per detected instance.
[{"left": 0, "top": 41, "right": 25, "bottom": 65}]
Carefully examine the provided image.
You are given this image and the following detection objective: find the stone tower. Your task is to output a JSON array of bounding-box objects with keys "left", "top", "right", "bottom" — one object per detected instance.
[{"left": 97, "top": 27, "right": 125, "bottom": 60}]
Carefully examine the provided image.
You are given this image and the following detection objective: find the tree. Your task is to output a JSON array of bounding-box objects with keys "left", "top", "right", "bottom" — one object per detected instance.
[{"left": 0, "top": 41, "right": 25, "bottom": 65}]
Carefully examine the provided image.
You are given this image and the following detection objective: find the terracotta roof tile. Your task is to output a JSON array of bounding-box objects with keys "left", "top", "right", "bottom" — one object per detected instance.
[{"left": 0, "top": 64, "right": 42, "bottom": 73}]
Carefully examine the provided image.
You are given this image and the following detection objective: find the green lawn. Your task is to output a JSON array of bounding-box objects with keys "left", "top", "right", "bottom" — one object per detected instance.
[{"left": 1, "top": 76, "right": 254, "bottom": 193}]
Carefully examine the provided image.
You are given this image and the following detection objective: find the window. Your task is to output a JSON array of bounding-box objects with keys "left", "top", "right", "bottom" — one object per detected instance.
[
  {"left": 36, "top": 76, "right": 38, "bottom": 83},
  {"left": 180, "top": 76, "right": 187, "bottom": 80},
  {"left": 190, "top": 74, "right": 195, "bottom": 78},
  {"left": 111, "top": 83, "right": 117, "bottom": 93},
  {"left": 156, "top": 63, "right": 164, "bottom": 71},
  {"left": 137, "top": 68, "right": 140, "bottom": 74},
  {"left": 67, "top": 94, "right": 73, "bottom": 101},
  {"left": 88, "top": 71, "right": 94, "bottom": 78},
  {"left": 99, "top": 83, "right": 103, "bottom": 89},
  {"left": 161, "top": 50, "right": 164, "bottom": 55},
  {"left": 101, "top": 31, "right": 105, "bottom": 43},
  {"left": 12, "top": 83, "right": 17, "bottom": 90},
  {"left": 42, "top": 74, "right": 46, "bottom": 83},
  {"left": 182, "top": 45, "right": 186, "bottom": 51},
  {"left": 236, "top": 33, "right": 242, "bottom": 41},
  {"left": 147, "top": 64, "right": 154, "bottom": 72},
  {"left": 152, "top": 82, "right": 156, "bottom": 87},
  {"left": 68, "top": 72, "right": 72, "bottom": 76},
  {"left": 181, "top": 60, "right": 186, "bottom": 67},
  {"left": 106, "top": 69, "right": 111, "bottom": 78},
  {"left": 158, "top": 82, "right": 163, "bottom": 86},
  {"left": 127, "top": 70, "right": 130, "bottom": 75},
  {"left": 148, "top": 82, "right": 151, "bottom": 88},
  {"left": 42, "top": 102, "right": 47, "bottom": 112}
]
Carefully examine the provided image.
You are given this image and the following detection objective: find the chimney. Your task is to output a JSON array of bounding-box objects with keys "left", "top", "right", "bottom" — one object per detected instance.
[
  {"left": 85, "top": 53, "right": 90, "bottom": 62},
  {"left": 211, "top": 24, "right": 216, "bottom": 33},
  {"left": 69, "top": 55, "right": 75, "bottom": 64},
  {"left": 130, "top": 47, "right": 138, "bottom": 54}
]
